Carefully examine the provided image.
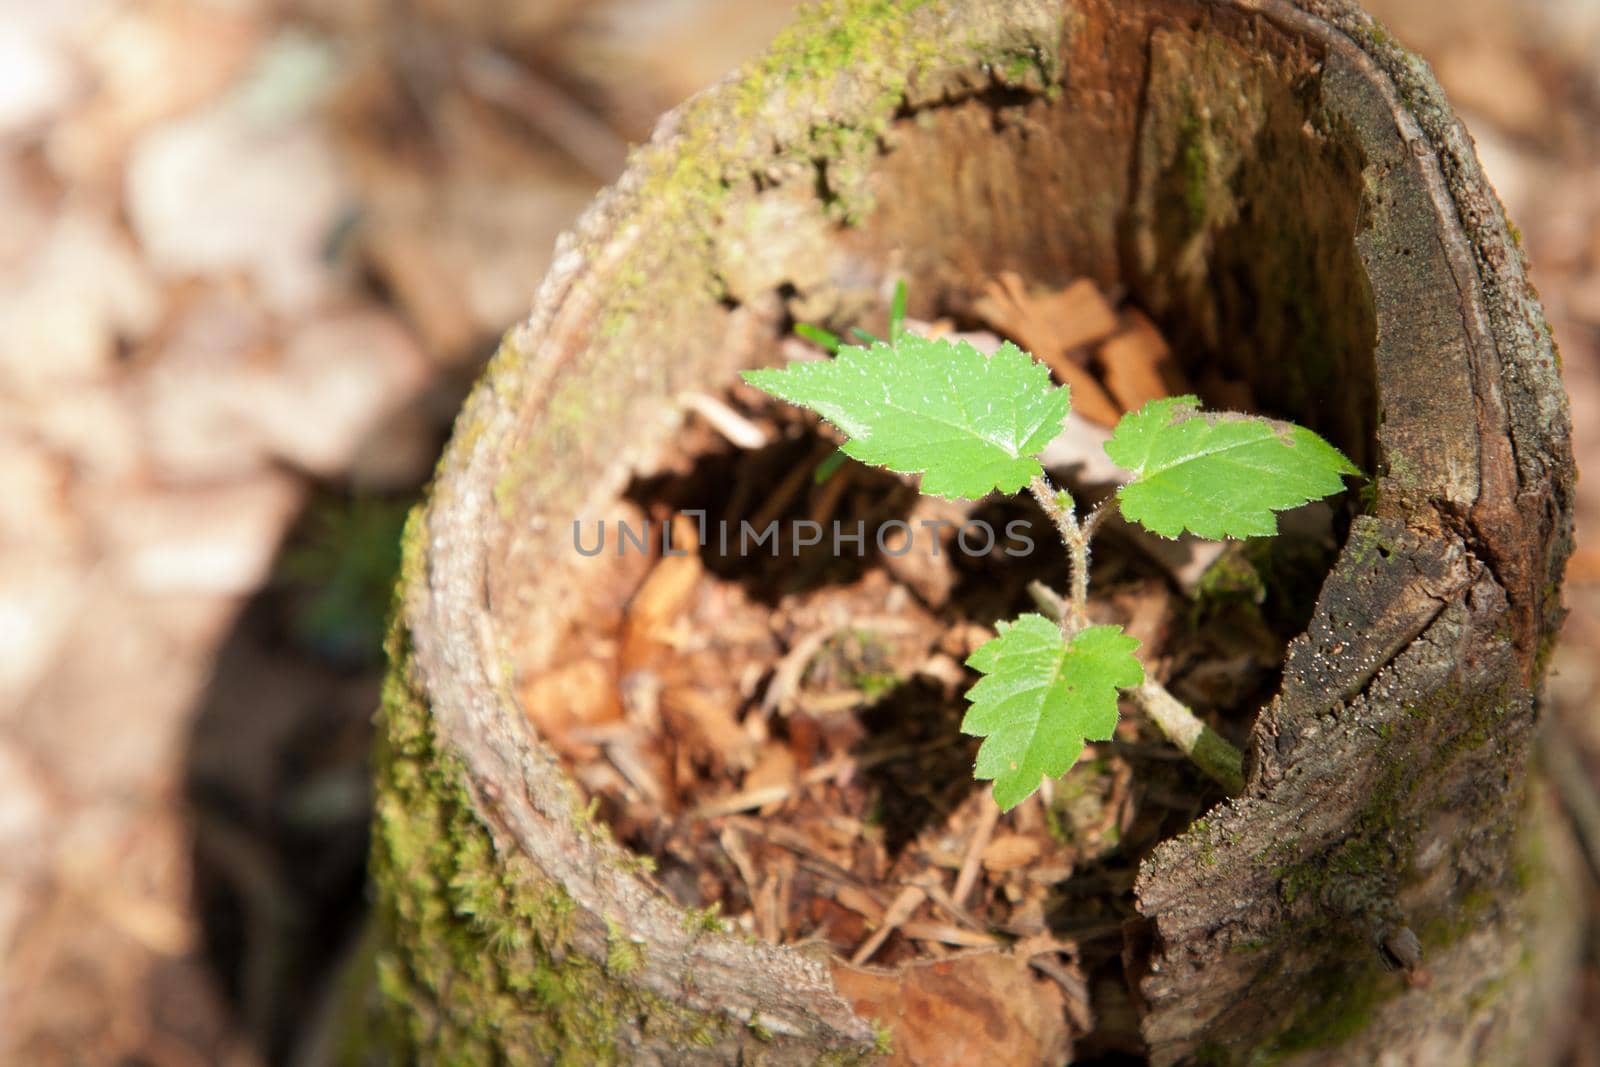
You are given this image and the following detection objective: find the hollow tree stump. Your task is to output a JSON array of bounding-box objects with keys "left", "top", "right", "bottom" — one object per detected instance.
[{"left": 365, "top": 0, "right": 1580, "bottom": 1063}]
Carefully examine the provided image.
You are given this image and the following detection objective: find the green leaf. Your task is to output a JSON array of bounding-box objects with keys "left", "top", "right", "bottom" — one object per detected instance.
[
  {"left": 889, "top": 279, "right": 908, "bottom": 343},
  {"left": 794, "top": 322, "right": 841, "bottom": 353},
  {"left": 743, "top": 336, "right": 1071, "bottom": 500},
  {"left": 812, "top": 449, "right": 847, "bottom": 485},
  {"left": 1105, "top": 395, "right": 1360, "bottom": 540},
  {"left": 962, "top": 616, "right": 1142, "bottom": 811}
]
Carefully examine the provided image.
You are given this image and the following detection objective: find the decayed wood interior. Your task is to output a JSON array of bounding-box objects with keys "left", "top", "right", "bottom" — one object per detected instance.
[{"left": 488, "top": 0, "right": 1378, "bottom": 674}]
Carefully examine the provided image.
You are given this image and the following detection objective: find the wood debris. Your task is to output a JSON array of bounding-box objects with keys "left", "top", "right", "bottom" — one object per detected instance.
[{"left": 851, "top": 884, "right": 928, "bottom": 965}]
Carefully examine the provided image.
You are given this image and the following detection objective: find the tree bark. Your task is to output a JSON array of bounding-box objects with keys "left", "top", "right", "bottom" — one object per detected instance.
[{"left": 359, "top": 0, "right": 1581, "bottom": 1063}]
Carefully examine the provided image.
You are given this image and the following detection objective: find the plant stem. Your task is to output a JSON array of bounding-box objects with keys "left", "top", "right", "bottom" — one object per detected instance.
[
  {"left": 1027, "top": 475, "right": 1090, "bottom": 630},
  {"left": 1025, "top": 580, "right": 1247, "bottom": 795},
  {"left": 1131, "top": 680, "right": 1246, "bottom": 795},
  {"left": 1081, "top": 496, "right": 1116, "bottom": 543}
]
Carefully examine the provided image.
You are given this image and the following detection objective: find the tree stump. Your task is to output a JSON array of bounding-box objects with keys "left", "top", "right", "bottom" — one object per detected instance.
[{"left": 366, "top": 0, "right": 1580, "bottom": 1063}]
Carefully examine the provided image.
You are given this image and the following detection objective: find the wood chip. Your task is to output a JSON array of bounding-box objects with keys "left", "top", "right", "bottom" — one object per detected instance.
[
  {"left": 796, "top": 690, "right": 872, "bottom": 716},
  {"left": 914, "top": 652, "right": 967, "bottom": 692},
  {"left": 980, "top": 833, "right": 1045, "bottom": 873},
  {"left": 1025, "top": 864, "right": 1074, "bottom": 885}
]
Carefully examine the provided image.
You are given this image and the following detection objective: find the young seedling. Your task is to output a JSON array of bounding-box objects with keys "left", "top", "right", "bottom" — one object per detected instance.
[{"left": 744, "top": 291, "right": 1359, "bottom": 811}]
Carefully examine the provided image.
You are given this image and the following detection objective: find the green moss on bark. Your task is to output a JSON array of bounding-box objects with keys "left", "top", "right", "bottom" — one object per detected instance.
[
  {"left": 489, "top": 0, "right": 1064, "bottom": 517},
  {"left": 368, "top": 511, "right": 732, "bottom": 1064},
  {"left": 1243, "top": 670, "right": 1530, "bottom": 1060}
]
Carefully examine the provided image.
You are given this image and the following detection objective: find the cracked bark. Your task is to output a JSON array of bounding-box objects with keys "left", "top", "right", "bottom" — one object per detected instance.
[{"left": 357, "top": 1, "right": 1582, "bottom": 1063}]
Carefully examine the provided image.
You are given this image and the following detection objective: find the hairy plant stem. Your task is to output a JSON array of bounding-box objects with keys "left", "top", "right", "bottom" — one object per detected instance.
[
  {"left": 1026, "top": 579, "right": 1246, "bottom": 795},
  {"left": 1027, "top": 475, "right": 1090, "bottom": 631}
]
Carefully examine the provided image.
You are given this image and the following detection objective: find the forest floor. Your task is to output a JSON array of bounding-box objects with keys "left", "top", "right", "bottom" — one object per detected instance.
[{"left": 0, "top": 0, "right": 1595, "bottom": 1063}]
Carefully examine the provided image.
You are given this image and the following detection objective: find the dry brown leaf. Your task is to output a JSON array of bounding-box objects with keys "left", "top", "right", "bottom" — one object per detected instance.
[
  {"left": 662, "top": 686, "right": 754, "bottom": 772},
  {"left": 1041, "top": 278, "right": 1120, "bottom": 354},
  {"left": 832, "top": 953, "right": 1070, "bottom": 1066},
  {"left": 1032, "top": 342, "right": 1123, "bottom": 425},
  {"left": 743, "top": 742, "right": 797, "bottom": 793},
  {"left": 619, "top": 516, "right": 703, "bottom": 670},
  {"left": 518, "top": 658, "right": 623, "bottom": 757},
  {"left": 1095, "top": 309, "right": 1189, "bottom": 413},
  {"left": 974, "top": 273, "right": 1122, "bottom": 427}
]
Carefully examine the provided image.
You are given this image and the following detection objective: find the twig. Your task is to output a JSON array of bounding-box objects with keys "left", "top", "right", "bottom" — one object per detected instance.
[
  {"left": 1028, "top": 955, "right": 1094, "bottom": 1033},
  {"left": 850, "top": 885, "right": 926, "bottom": 965},
  {"left": 724, "top": 817, "right": 865, "bottom": 889},
  {"left": 603, "top": 741, "right": 668, "bottom": 807},
  {"left": 1026, "top": 580, "right": 1245, "bottom": 795},
  {"left": 918, "top": 877, "right": 984, "bottom": 931},
  {"left": 899, "top": 921, "right": 1000, "bottom": 948},
  {"left": 1026, "top": 580, "right": 1068, "bottom": 621},
  {"left": 692, "top": 784, "right": 794, "bottom": 820},
  {"left": 679, "top": 391, "right": 769, "bottom": 449},
  {"left": 718, "top": 826, "right": 761, "bottom": 904},
  {"left": 759, "top": 616, "right": 917, "bottom": 717},
  {"left": 833, "top": 885, "right": 886, "bottom": 924},
  {"left": 952, "top": 795, "right": 1001, "bottom": 908},
  {"left": 755, "top": 872, "right": 781, "bottom": 943}
]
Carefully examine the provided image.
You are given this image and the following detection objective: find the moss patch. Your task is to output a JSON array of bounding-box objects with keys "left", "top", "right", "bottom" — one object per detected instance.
[
  {"left": 1261, "top": 953, "right": 1398, "bottom": 1060},
  {"left": 368, "top": 512, "right": 733, "bottom": 1064},
  {"left": 489, "top": 0, "right": 1065, "bottom": 518}
]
